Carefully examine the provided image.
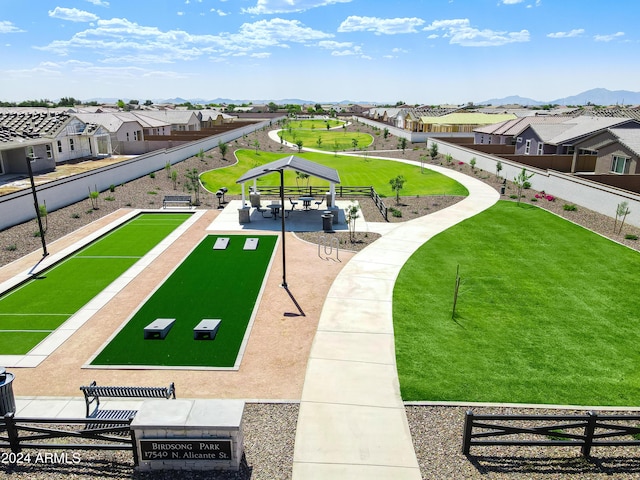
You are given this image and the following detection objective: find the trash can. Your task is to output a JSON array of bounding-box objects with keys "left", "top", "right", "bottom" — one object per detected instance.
[
  {"left": 322, "top": 213, "right": 333, "bottom": 232},
  {"left": 250, "top": 192, "right": 261, "bottom": 208},
  {"left": 0, "top": 368, "right": 16, "bottom": 415}
]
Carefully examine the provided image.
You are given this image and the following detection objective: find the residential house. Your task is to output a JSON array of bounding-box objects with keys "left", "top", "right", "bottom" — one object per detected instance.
[
  {"left": 572, "top": 125, "right": 640, "bottom": 174},
  {"left": 418, "top": 112, "right": 517, "bottom": 134}
]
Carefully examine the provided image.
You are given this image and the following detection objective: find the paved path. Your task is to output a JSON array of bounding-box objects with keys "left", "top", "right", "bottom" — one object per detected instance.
[{"left": 292, "top": 164, "right": 500, "bottom": 479}]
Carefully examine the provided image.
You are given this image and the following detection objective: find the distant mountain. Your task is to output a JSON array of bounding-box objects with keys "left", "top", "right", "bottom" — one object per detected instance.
[
  {"left": 479, "top": 88, "right": 640, "bottom": 107},
  {"left": 477, "top": 95, "right": 543, "bottom": 106},
  {"left": 550, "top": 88, "right": 640, "bottom": 106}
]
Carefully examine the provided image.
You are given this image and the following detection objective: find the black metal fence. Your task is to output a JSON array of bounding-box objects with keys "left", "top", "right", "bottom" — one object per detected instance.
[
  {"left": 0, "top": 412, "right": 137, "bottom": 464},
  {"left": 462, "top": 410, "right": 640, "bottom": 457},
  {"left": 255, "top": 185, "right": 388, "bottom": 221}
]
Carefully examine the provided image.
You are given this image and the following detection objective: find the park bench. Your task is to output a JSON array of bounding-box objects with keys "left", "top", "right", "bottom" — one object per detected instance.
[
  {"left": 79, "top": 381, "right": 176, "bottom": 420},
  {"left": 162, "top": 195, "right": 192, "bottom": 208}
]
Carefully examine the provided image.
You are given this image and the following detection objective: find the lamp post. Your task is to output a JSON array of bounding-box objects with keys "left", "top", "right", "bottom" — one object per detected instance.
[
  {"left": 264, "top": 168, "right": 287, "bottom": 288},
  {"left": 25, "top": 155, "right": 48, "bottom": 258}
]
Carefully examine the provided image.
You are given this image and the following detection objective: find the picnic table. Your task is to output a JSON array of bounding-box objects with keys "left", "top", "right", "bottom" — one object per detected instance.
[
  {"left": 268, "top": 203, "right": 282, "bottom": 219},
  {"left": 298, "top": 196, "right": 315, "bottom": 210}
]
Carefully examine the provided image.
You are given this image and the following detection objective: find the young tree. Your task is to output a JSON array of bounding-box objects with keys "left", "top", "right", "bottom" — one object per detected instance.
[
  {"left": 513, "top": 168, "right": 534, "bottom": 205},
  {"left": 470, "top": 157, "right": 477, "bottom": 171},
  {"left": 429, "top": 142, "right": 439, "bottom": 161},
  {"left": 383, "top": 128, "right": 389, "bottom": 139},
  {"left": 351, "top": 138, "right": 359, "bottom": 151},
  {"left": 389, "top": 175, "right": 406, "bottom": 205},
  {"left": 252, "top": 140, "right": 260, "bottom": 153},
  {"left": 296, "top": 139, "right": 303, "bottom": 153},
  {"left": 171, "top": 169, "right": 178, "bottom": 190},
  {"left": 615, "top": 201, "right": 631, "bottom": 234},
  {"left": 38, "top": 202, "right": 48, "bottom": 233},
  {"left": 165, "top": 161, "right": 171, "bottom": 178},
  {"left": 398, "top": 137, "right": 407, "bottom": 154},
  {"left": 496, "top": 160, "right": 503, "bottom": 179},
  {"left": 316, "top": 136, "right": 322, "bottom": 148},
  {"left": 344, "top": 201, "right": 361, "bottom": 243},
  {"left": 218, "top": 140, "right": 228, "bottom": 160},
  {"left": 184, "top": 169, "right": 201, "bottom": 205},
  {"left": 333, "top": 139, "right": 339, "bottom": 156}
]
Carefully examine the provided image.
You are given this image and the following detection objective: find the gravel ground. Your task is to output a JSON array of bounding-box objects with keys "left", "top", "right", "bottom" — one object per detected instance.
[{"left": 2, "top": 122, "right": 640, "bottom": 478}]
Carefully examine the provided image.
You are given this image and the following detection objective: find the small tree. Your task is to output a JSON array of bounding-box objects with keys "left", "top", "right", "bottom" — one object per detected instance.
[
  {"left": 165, "top": 161, "right": 171, "bottom": 178},
  {"left": 184, "top": 169, "right": 201, "bottom": 205},
  {"left": 429, "top": 142, "right": 438, "bottom": 161},
  {"left": 171, "top": 169, "right": 178, "bottom": 190},
  {"left": 296, "top": 139, "right": 303, "bottom": 153},
  {"left": 333, "top": 139, "right": 339, "bottom": 156},
  {"left": 383, "top": 128, "right": 389, "bottom": 139},
  {"left": 351, "top": 138, "right": 359, "bottom": 151},
  {"left": 344, "top": 201, "right": 361, "bottom": 243},
  {"left": 470, "top": 157, "right": 477, "bottom": 171},
  {"left": 389, "top": 175, "right": 406, "bottom": 205},
  {"left": 218, "top": 140, "right": 228, "bottom": 160},
  {"left": 496, "top": 160, "right": 503, "bottom": 179},
  {"left": 295, "top": 171, "right": 309, "bottom": 189},
  {"left": 398, "top": 137, "right": 407, "bottom": 154},
  {"left": 615, "top": 201, "right": 631, "bottom": 234},
  {"left": 88, "top": 187, "right": 99, "bottom": 209},
  {"left": 419, "top": 154, "right": 427, "bottom": 173},
  {"left": 252, "top": 140, "right": 260, "bottom": 153},
  {"left": 38, "top": 202, "right": 48, "bottom": 233},
  {"left": 513, "top": 168, "right": 534, "bottom": 205},
  {"left": 316, "top": 136, "right": 322, "bottom": 148}
]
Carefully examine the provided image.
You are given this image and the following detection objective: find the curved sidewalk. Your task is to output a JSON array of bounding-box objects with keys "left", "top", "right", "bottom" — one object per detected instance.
[{"left": 292, "top": 166, "right": 500, "bottom": 479}]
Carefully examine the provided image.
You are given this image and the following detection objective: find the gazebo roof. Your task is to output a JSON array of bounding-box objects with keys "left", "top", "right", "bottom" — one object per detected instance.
[{"left": 236, "top": 155, "right": 340, "bottom": 184}]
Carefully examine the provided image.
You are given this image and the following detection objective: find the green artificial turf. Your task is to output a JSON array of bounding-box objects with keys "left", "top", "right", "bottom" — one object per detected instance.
[
  {"left": 0, "top": 213, "right": 191, "bottom": 354},
  {"left": 394, "top": 201, "right": 640, "bottom": 406},
  {"left": 201, "top": 149, "right": 468, "bottom": 198},
  {"left": 0, "top": 332, "right": 51, "bottom": 355},
  {"left": 278, "top": 128, "right": 373, "bottom": 153},
  {"left": 90, "top": 234, "right": 277, "bottom": 367}
]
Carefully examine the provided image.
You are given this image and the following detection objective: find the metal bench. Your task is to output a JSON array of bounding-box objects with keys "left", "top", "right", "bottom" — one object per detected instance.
[
  {"left": 79, "top": 381, "right": 176, "bottom": 420},
  {"left": 162, "top": 195, "right": 192, "bottom": 208}
]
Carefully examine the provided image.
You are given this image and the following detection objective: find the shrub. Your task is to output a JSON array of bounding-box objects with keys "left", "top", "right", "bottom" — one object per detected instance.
[
  {"left": 147, "top": 191, "right": 158, "bottom": 195},
  {"left": 625, "top": 234, "right": 639, "bottom": 240},
  {"left": 71, "top": 213, "right": 80, "bottom": 219},
  {"left": 563, "top": 204, "right": 577, "bottom": 211},
  {"left": 530, "top": 198, "right": 538, "bottom": 202},
  {"left": 109, "top": 184, "right": 116, "bottom": 193},
  {"left": 390, "top": 207, "right": 403, "bottom": 218},
  {"left": 523, "top": 181, "right": 532, "bottom": 189},
  {"left": 149, "top": 172, "right": 156, "bottom": 179},
  {"left": 32, "top": 231, "right": 41, "bottom": 237},
  {"left": 104, "top": 196, "right": 115, "bottom": 201},
  {"left": 5, "top": 244, "right": 17, "bottom": 251},
  {"left": 509, "top": 194, "right": 518, "bottom": 199}
]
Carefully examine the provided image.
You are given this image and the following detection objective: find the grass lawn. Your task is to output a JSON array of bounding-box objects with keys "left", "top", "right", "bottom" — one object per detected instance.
[
  {"left": 201, "top": 149, "right": 468, "bottom": 198},
  {"left": 394, "top": 201, "right": 640, "bottom": 406},
  {"left": 278, "top": 128, "right": 373, "bottom": 153},
  {"left": 90, "top": 234, "right": 277, "bottom": 367},
  {"left": 0, "top": 213, "right": 191, "bottom": 355},
  {"left": 286, "top": 119, "right": 344, "bottom": 130}
]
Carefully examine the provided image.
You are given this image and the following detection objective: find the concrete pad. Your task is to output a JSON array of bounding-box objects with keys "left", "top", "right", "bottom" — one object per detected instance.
[
  {"left": 292, "top": 463, "right": 421, "bottom": 480},
  {"left": 326, "top": 275, "right": 395, "bottom": 302},
  {"left": 17, "top": 398, "right": 69, "bottom": 417},
  {"left": 293, "top": 402, "right": 419, "bottom": 468},
  {"left": 317, "top": 298, "right": 392, "bottom": 334},
  {"left": 301, "top": 358, "right": 401, "bottom": 408},
  {"left": 310, "top": 331, "right": 395, "bottom": 364}
]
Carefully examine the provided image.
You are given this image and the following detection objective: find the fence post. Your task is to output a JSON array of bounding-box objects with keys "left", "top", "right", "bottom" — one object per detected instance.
[
  {"left": 129, "top": 421, "right": 139, "bottom": 466},
  {"left": 581, "top": 411, "right": 597, "bottom": 458},
  {"left": 5, "top": 412, "right": 21, "bottom": 453},
  {"left": 462, "top": 410, "right": 474, "bottom": 455}
]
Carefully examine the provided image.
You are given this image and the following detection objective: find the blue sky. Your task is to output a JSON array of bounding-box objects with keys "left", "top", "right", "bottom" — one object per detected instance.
[{"left": 0, "top": 0, "right": 637, "bottom": 104}]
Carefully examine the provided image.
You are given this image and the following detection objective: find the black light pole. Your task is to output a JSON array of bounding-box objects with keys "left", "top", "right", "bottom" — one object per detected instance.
[
  {"left": 25, "top": 156, "right": 48, "bottom": 257},
  {"left": 264, "top": 168, "right": 287, "bottom": 288}
]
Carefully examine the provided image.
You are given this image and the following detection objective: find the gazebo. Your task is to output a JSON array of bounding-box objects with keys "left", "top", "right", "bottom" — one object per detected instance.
[{"left": 235, "top": 155, "right": 341, "bottom": 208}]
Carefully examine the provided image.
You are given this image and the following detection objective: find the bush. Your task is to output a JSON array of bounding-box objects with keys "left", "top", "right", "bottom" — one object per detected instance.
[
  {"left": 149, "top": 172, "right": 156, "bottom": 179},
  {"left": 509, "top": 194, "right": 518, "bottom": 199},
  {"left": 109, "top": 184, "right": 116, "bottom": 193},
  {"left": 530, "top": 198, "right": 538, "bottom": 202},
  {"left": 390, "top": 207, "right": 402, "bottom": 218},
  {"left": 563, "top": 204, "right": 577, "bottom": 211},
  {"left": 5, "top": 244, "right": 17, "bottom": 251},
  {"left": 71, "top": 213, "right": 80, "bottom": 219},
  {"left": 523, "top": 181, "right": 532, "bottom": 189},
  {"left": 104, "top": 196, "right": 115, "bottom": 201},
  {"left": 625, "top": 234, "right": 638, "bottom": 240}
]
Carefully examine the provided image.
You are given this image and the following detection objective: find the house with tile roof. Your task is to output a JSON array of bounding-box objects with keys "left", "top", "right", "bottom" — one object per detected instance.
[
  {"left": 418, "top": 112, "right": 517, "bottom": 133},
  {"left": 572, "top": 125, "right": 640, "bottom": 174}
]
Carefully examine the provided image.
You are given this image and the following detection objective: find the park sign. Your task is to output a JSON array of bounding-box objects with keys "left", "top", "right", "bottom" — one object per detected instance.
[{"left": 139, "top": 439, "right": 232, "bottom": 461}]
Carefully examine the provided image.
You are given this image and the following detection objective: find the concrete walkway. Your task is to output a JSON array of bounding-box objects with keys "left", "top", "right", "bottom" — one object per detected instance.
[{"left": 292, "top": 165, "right": 500, "bottom": 479}]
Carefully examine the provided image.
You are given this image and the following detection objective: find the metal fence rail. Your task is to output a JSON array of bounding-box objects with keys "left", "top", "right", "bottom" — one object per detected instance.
[
  {"left": 462, "top": 410, "right": 640, "bottom": 457},
  {"left": 0, "top": 413, "right": 136, "bottom": 463}
]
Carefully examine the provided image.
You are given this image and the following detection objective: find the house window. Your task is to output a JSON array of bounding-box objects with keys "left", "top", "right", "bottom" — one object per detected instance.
[
  {"left": 26, "top": 146, "right": 35, "bottom": 158},
  {"left": 479, "top": 136, "right": 484, "bottom": 144},
  {"left": 537, "top": 142, "right": 544, "bottom": 155},
  {"left": 126, "top": 132, "right": 130, "bottom": 141},
  {"left": 57, "top": 140, "right": 62, "bottom": 153},
  {"left": 516, "top": 137, "right": 522, "bottom": 143},
  {"left": 525, "top": 139, "right": 531, "bottom": 155},
  {"left": 133, "top": 131, "right": 138, "bottom": 141},
  {"left": 611, "top": 155, "right": 630, "bottom": 174},
  {"left": 46, "top": 144, "right": 53, "bottom": 159},
  {"left": 69, "top": 138, "right": 75, "bottom": 151}
]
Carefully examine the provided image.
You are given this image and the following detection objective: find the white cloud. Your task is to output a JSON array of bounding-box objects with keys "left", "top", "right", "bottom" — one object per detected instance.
[
  {"left": 594, "top": 31, "right": 624, "bottom": 42},
  {"left": 0, "top": 21, "right": 25, "bottom": 34},
  {"left": 424, "top": 18, "right": 529, "bottom": 46},
  {"left": 36, "top": 17, "right": 332, "bottom": 62},
  {"left": 48, "top": 7, "right": 99, "bottom": 23},
  {"left": 86, "top": 0, "right": 110, "bottom": 6},
  {"left": 338, "top": 16, "right": 425, "bottom": 35},
  {"left": 500, "top": 0, "right": 524, "bottom": 4},
  {"left": 547, "top": 29, "right": 584, "bottom": 38},
  {"left": 318, "top": 40, "right": 353, "bottom": 49},
  {"left": 211, "top": 9, "right": 229, "bottom": 16},
  {"left": 331, "top": 45, "right": 362, "bottom": 56},
  {"left": 251, "top": 52, "right": 271, "bottom": 58},
  {"left": 243, "top": 0, "right": 352, "bottom": 14}
]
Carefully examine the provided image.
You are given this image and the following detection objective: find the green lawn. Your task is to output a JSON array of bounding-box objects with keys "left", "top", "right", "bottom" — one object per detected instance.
[
  {"left": 201, "top": 149, "right": 468, "bottom": 198},
  {"left": 91, "top": 234, "right": 277, "bottom": 367},
  {"left": 0, "top": 213, "right": 191, "bottom": 355},
  {"left": 278, "top": 128, "right": 373, "bottom": 153},
  {"left": 286, "top": 119, "right": 344, "bottom": 130},
  {"left": 394, "top": 201, "right": 640, "bottom": 406}
]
